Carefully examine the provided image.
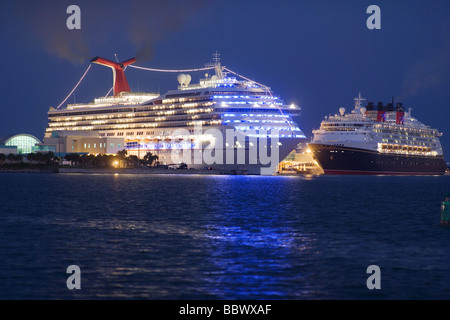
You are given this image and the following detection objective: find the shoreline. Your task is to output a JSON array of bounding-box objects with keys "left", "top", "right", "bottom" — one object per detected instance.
[
  {"left": 57, "top": 167, "right": 225, "bottom": 175},
  {"left": 0, "top": 167, "right": 315, "bottom": 176},
  {"left": 0, "top": 166, "right": 448, "bottom": 176},
  {"left": 0, "top": 167, "right": 224, "bottom": 175}
]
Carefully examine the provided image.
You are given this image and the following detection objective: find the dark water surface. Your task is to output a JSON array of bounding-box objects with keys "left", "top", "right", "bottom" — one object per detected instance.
[{"left": 0, "top": 173, "right": 449, "bottom": 299}]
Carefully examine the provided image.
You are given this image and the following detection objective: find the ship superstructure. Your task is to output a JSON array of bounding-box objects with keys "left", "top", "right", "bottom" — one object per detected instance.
[
  {"left": 44, "top": 54, "right": 305, "bottom": 174},
  {"left": 308, "top": 94, "right": 446, "bottom": 175}
]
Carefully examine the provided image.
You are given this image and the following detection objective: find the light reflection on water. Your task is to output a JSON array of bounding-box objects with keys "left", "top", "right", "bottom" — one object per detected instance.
[
  {"left": 203, "top": 223, "right": 318, "bottom": 299},
  {"left": 0, "top": 173, "right": 450, "bottom": 299}
]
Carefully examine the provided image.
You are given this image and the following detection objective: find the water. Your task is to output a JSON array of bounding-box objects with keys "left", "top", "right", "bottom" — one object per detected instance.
[{"left": 0, "top": 173, "right": 449, "bottom": 299}]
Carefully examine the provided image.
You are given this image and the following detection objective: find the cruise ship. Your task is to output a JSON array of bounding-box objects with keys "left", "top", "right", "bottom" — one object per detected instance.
[
  {"left": 43, "top": 54, "right": 306, "bottom": 174},
  {"left": 308, "top": 94, "right": 446, "bottom": 175}
]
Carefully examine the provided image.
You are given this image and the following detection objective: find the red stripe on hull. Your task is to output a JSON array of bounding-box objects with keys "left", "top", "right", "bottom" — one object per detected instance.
[{"left": 324, "top": 169, "right": 444, "bottom": 176}]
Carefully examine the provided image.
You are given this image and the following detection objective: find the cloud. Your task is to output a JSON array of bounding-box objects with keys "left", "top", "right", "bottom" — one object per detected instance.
[
  {"left": 12, "top": 1, "right": 90, "bottom": 63},
  {"left": 12, "top": 0, "right": 208, "bottom": 64},
  {"left": 127, "top": 0, "right": 207, "bottom": 62}
]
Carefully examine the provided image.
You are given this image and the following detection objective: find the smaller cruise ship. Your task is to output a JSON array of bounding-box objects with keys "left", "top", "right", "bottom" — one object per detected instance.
[{"left": 308, "top": 94, "right": 446, "bottom": 175}]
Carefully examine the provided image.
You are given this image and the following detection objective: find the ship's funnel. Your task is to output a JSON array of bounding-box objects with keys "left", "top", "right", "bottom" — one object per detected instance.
[
  {"left": 396, "top": 103, "right": 405, "bottom": 125},
  {"left": 91, "top": 57, "right": 136, "bottom": 96},
  {"left": 377, "top": 102, "right": 386, "bottom": 122}
]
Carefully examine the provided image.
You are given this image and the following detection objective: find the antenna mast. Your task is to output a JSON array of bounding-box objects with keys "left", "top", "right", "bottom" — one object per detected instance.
[
  {"left": 207, "top": 51, "right": 224, "bottom": 79},
  {"left": 353, "top": 92, "right": 366, "bottom": 110}
]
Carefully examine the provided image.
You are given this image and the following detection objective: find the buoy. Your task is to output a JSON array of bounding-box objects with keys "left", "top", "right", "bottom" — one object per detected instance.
[{"left": 440, "top": 193, "right": 450, "bottom": 226}]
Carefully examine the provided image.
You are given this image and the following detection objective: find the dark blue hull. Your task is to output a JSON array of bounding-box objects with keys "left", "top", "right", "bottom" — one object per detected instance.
[{"left": 308, "top": 143, "right": 446, "bottom": 175}]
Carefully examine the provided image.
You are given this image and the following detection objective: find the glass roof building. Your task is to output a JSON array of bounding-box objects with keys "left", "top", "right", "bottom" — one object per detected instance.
[{"left": 0, "top": 134, "right": 41, "bottom": 154}]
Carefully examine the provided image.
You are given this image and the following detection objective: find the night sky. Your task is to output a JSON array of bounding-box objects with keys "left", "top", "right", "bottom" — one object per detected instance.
[{"left": 1, "top": 0, "right": 450, "bottom": 161}]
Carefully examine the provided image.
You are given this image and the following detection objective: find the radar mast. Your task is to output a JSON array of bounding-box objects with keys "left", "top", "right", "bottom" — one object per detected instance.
[
  {"left": 353, "top": 92, "right": 366, "bottom": 110},
  {"left": 205, "top": 51, "right": 224, "bottom": 79}
]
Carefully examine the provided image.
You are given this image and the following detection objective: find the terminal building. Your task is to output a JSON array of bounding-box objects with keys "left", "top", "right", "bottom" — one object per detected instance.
[
  {"left": 0, "top": 134, "right": 41, "bottom": 155},
  {"left": 0, "top": 131, "right": 124, "bottom": 158},
  {"left": 37, "top": 130, "right": 125, "bottom": 157}
]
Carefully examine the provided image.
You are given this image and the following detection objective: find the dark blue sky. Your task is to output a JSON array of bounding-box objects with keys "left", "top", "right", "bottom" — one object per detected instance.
[{"left": 1, "top": 0, "right": 450, "bottom": 160}]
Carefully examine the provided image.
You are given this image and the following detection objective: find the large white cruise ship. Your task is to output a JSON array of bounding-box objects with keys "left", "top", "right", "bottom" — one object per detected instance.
[
  {"left": 308, "top": 94, "right": 446, "bottom": 175},
  {"left": 44, "top": 54, "right": 306, "bottom": 174}
]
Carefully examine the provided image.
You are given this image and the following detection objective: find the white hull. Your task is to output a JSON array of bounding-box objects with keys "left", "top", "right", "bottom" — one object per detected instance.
[{"left": 127, "top": 136, "right": 303, "bottom": 175}]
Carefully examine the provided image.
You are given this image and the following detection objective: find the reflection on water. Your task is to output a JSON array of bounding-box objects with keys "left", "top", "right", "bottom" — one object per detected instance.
[
  {"left": 0, "top": 173, "right": 450, "bottom": 299},
  {"left": 203, "top": 224, "right": 317, "bottom": 298}
]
